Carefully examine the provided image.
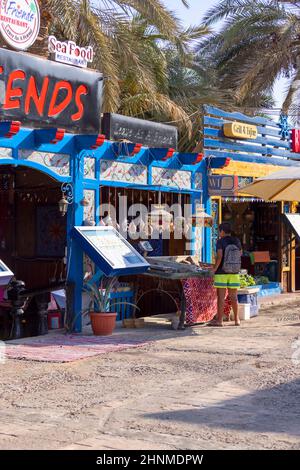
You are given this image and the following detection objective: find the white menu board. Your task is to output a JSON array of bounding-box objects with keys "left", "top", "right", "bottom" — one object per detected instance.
[
  {"left": 0, "top": 259, "right": 14, "bottom": 286},
  {"left": 74, "top": 226, "right": 149, "bottom": 273}
]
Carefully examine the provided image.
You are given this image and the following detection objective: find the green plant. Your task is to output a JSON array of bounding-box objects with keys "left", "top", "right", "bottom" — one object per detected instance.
[
  {"left": 240, "top": 274, "right": 256, "bottom": 288},
  {"left": 254, "top": 276, "right": 269, "bottom": 285},
  {"left": 82, "top": 277, "right": 140, "bottom": 315}
]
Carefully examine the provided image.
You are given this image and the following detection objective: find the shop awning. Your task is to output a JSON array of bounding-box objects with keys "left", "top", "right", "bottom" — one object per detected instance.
[
  {"left": 72, "top": 226, "right": 149, "bottom": 276},
  {"left": 283, "top": 214, "right": 300, "bottom": 243}
]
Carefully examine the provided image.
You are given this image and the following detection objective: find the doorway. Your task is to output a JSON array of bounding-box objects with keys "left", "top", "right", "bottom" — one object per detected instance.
[{"left": 0, "top": 165, "right": 67, "bottom": 338}]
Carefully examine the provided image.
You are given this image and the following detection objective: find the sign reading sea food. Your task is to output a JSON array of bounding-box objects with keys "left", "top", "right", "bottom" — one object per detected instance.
[
  {"left": 0, "top": 0, "right": 40, "bottom": 50},
  {"left": 0, "top": 47, "right": 103, "bottom": 133},
  {"left": 48, "top": 36, "right": 94, "bottom": 68}
]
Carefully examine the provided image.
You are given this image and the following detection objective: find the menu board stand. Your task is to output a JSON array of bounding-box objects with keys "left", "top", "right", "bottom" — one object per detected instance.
[{"left": 72, "top": 226, "right": 149, "bottom": 277}]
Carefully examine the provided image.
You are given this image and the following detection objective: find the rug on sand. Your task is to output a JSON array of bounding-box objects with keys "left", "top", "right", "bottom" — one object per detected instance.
[{"left": 4, "top": 334, "right": 150, "bottom": 363}]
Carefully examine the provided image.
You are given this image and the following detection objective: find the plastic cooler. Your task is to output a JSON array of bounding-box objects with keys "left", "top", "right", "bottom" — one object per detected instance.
[{"left": 238, "top": 287, "right": 259, "bottom": 317}]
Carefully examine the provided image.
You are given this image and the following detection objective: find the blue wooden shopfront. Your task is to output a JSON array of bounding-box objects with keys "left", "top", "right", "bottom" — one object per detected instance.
[
  {"left": 202, "top": 105, "right": 300, "bottom": 293},
  {"left": 2, "top": 44, "right": 300, "bottom": 335},
  {"left": 1, "top": 124, "right": 230, "bottom": 333},
  {"left": 0, "top": 47, "right": 226, "bottom": 335}
]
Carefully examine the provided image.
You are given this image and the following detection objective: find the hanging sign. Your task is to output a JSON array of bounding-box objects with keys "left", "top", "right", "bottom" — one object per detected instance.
[
  {"left": 0, "top": 47, "right": 103, "bottom": 132},
  {"left": 208, "top": 175, "right": 238, "bottom": 196},
  {"left": 102, "top": 113, "right": 178, "bottom": 149},
  {"left": 48, "top": 36, "right": 94, "bottom": 69},
  {"left": 0, "top": 0, "right": 40, "bottom": 50},
  {"left": 223, "top": 122, "right": 258, "bottom": 140},
  {"left": 292, "top": 129, "right": 300, "bottom": 153}
]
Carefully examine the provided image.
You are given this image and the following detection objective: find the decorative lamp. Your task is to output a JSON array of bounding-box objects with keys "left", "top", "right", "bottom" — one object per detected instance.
[{"left": 58, "top": 196, "right": 69, "bottom": 216}]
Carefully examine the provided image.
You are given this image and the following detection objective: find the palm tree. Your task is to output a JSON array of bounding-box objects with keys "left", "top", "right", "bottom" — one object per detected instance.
[
  {"left": 29, "top": 0, "right": 192, "bottom": 113},
  {"left": 199, "top": 0, "right": 300, "bottom": 118}
]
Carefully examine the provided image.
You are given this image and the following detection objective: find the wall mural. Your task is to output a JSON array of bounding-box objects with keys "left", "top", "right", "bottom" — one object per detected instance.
[
  {"left": 83, "top": 189, "right": 95, "bottom": 222},
  {"left": 36, "top": 206, "right": 66, "bottom": 257},
  {"left": 100, "top": 160, "right": 147, "bottom": 184},
  {"left": 211, "top": 199, "right": 220, "bottom": 263},
  {"left": 0, "top": 148, "right": 13, "bottom": 159},
  {"left": 18, "top": 150, "right": 70, "bottom": 176},
  {"left": 194, "top": 172, "right": 202, "bottom": 190},
  {"left": 84, "top": 157, "right": 96, "bottom": 179},
  {"left": 152, "top": 167, "right": 192, "bottom": 189}
]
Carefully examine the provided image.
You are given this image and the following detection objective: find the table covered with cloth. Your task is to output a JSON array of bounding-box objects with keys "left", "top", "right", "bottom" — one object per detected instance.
[{"left": 181, "top": 277, "right": 232, "bottom": 325}]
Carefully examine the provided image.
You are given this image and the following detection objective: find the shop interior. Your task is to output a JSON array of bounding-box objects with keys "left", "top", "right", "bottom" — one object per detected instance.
[
  {"left": 99, "top": 186, "right": 191, "bottom": 257},
  {"left": 99, "top": 186, "right": 193, "bottom": 318},
  {"left": 0, "top": 166, "right": 67, "bottom": 338},
  {"left": 221, "top": 200, "right": 280, "bottom": 282}
]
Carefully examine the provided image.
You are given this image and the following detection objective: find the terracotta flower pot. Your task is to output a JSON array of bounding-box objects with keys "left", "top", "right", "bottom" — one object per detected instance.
[{"left": 90, "top": 312, "right": 117, "bottom": 336}]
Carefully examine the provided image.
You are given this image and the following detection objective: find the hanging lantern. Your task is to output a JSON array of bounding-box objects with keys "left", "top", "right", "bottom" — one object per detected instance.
[
  {"left": 222, "top": 206, "right": 232, "bottom": 221},
  {"left": 128, "top": 220, "right": 137, "bottom": 237},
  {"left": 148, "top": 204, "right": 173, "bottom": 233},
  {"left": 58, "top": 196, "right": 69, "bottom": 216},
  {"left": 173, "top": 215, "right": 186, "bottom": 235},
  {"left": 190, "top": 206, "right": 213, "bottom": 228},
  {"left": 244, "top": 207, "right": 255, "bottom": 222}
]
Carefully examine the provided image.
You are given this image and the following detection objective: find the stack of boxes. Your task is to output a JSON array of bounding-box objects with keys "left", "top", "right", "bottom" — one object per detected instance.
[{"left": 237, "top": 287, "right": 260, "bottom": 320}]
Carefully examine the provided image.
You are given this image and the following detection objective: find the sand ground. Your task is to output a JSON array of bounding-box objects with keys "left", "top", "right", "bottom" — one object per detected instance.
[{"left": 0, "top": 300, "right": 300, "bottom": 450}]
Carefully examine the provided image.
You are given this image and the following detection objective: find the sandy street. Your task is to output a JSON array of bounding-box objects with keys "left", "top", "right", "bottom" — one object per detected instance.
[{"left": 0, "top": 300, "right": 299, "bottom": 450}]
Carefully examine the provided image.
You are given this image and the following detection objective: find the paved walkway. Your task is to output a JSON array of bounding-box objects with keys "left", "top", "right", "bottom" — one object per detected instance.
[{"left": 0, "top": 298, "right": 300, "bottom": 450}]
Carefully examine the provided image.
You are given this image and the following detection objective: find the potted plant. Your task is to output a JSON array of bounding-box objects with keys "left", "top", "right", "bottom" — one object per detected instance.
[{"left": 83, "top": 277, "right": 139, "bottom": 336}]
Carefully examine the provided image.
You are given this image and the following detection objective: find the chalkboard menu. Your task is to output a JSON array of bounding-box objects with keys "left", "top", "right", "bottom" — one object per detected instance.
[{"left": 102, "top": 113, "right": 178, "bottom": 149}]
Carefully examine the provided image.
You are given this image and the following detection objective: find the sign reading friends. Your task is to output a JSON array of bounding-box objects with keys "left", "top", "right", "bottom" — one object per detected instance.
[
  {"left": 223, "top": 122, "right": 258, "bottom": 140},
  {"left": 0, "top": 47, "right": 103, "bottom": 133},
  {"left": 0, "top": 0, "right": 40, "bottom": 50}
]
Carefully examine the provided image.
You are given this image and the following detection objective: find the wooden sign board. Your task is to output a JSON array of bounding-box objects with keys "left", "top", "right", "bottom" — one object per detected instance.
[
  {"left": 102, "top": 113, "right": 178, "bottom": 149},
  {"left": 0, "top": 48, "right": 103, "bottom": 133},
  {"left": 223, "top": 122, "right": 258, "bottom": 140}
]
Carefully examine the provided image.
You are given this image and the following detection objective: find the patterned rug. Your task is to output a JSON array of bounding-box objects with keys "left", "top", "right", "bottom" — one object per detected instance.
[{"left": 4, "top": 334, "right": 150, "bottom": 363}]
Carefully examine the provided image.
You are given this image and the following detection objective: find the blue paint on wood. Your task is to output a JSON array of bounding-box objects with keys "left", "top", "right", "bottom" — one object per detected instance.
[
  {"left": 204, "top": 137, "right": 295, "bottom": 159},
  {"left": 204, "top": 127, "right": 291, "bottom": 149},
  {"left": 203, "top": 116, "right": 291, "bottom": 139},
  {"left": 204, "top": 149, "right": 300, "bottom": 165},
  {"left": 204, "top": 105, "right": 280, "bottom": 128}
]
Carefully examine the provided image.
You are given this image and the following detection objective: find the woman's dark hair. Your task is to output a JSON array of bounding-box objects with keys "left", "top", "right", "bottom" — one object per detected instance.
[{"left": 219, "top": 222, "right": 232, "bottom": 234}]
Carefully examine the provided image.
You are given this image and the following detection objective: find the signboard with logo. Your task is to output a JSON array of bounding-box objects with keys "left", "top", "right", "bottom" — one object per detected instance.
[
  {"left": 223, "top": 122, "right": 258, "bottom": 140},
  {"left": 48, "top": 36, "right": 94, "bottom": 69},
  {"left": 0, "top": 0, "right": 40, "bottom": 50},
  {"left": 0, "top": 47, "right": 103, "bottom": 132},
  {"left": 208, "top": 175, "right": 238, "bottom": 196},
  {"left": 102, "top": 113, "right": 178, "bottom": 149},
  {"left": 292, "top": 129, "right": 300, "bottom": 153}
]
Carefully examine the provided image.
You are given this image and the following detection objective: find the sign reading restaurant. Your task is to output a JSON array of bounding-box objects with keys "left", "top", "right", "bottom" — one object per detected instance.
[
  {"left": 223, "top": 121, "right": 258, "bottom": 140},
  {"left": 48, "top": 36, "right": 94, "bottom": 69},
  {"left": 0, "top": 47, "right": 103, "bottom": 133},
  {"left": 0, "top": 0, "right": 40, "bottom": 50}
]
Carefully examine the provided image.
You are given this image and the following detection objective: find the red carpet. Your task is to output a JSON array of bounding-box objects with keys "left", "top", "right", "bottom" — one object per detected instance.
[{"left": 5, "top": 334, "right": 150, "bottom": 363}]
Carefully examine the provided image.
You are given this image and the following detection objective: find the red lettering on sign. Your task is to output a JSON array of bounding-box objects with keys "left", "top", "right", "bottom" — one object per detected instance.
[
  {"left": 48, "top": 81, "right": 73, "bottom": 117},
  {"left": 0, "top": 64, "right": 90, "bottom": 125},
  {"left": 292, "top": 129, "right": 300, "bottom": 153},
  {"left": 71, "top": 84, "right": 88, "bottom": 121},
  {"left": 25, "top": 76, "right": 49, "bottom": 116},
  {"left": 3, "top": 70, "right": 26, "bottom": 110}
]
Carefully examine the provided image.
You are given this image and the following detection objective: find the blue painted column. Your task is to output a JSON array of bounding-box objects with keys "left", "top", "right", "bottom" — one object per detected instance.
[
  {"left": 67, "top": 150, "right": 84, "bottom": 333},
  {"left": 201, "top": 162, "right": 212, "bottom": 263}
]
